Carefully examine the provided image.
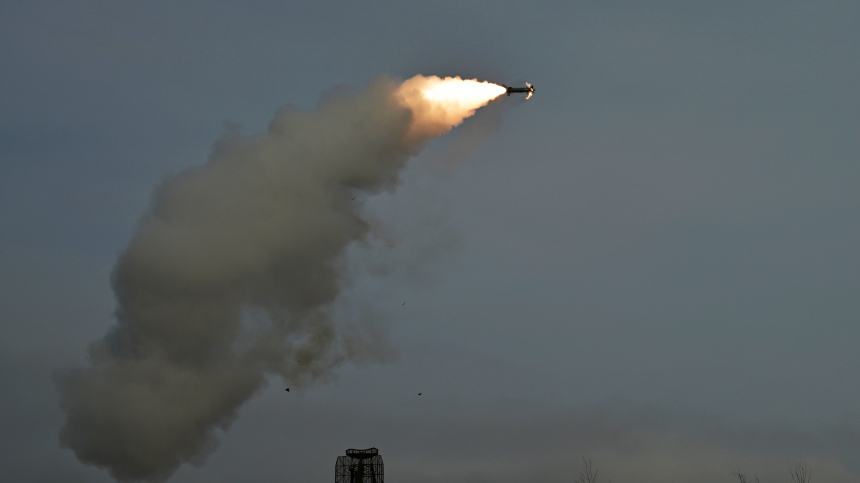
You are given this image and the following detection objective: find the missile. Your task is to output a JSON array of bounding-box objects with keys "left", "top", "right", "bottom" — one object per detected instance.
[{"left": 502, "top": 82, "right": 534, "bottom": 99}]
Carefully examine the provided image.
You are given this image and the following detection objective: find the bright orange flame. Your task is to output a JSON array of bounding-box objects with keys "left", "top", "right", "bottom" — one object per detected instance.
[
  {"left": 396, "top": 75, "right": 506, "bottom": 142},
  {"left": 420, "top": 77, "right": 506, "bottom": 105}
]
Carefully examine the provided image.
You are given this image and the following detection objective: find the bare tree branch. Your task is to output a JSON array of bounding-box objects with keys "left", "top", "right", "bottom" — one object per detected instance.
[
  {"left": 577, "top": 457, "right": 599, "bottom": 483},
  {"left": 731, "top": 465, "right": 761, "bottom": 483},
  {"left": 790, "top": 462, "right": 812, "bottom": 483}
]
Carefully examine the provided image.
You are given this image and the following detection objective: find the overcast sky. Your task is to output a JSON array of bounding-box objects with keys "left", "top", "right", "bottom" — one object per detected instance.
[{"left": 2, "top": 2, "right": 859, "bottom": 482}]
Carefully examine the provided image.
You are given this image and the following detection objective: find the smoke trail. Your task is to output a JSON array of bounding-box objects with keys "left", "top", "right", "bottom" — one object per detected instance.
[{"left": 55, "top": 75, "right": 503, "bottom": 482}]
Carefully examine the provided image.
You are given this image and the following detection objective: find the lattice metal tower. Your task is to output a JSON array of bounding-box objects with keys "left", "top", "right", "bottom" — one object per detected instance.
[{"left": 335, "top": 448, "right": 384, "bottom": 483}]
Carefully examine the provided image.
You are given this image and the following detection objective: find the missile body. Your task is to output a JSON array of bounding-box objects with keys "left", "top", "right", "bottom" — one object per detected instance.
[{"left": 503, "top": 83, "right": 535, "bottom": 98}]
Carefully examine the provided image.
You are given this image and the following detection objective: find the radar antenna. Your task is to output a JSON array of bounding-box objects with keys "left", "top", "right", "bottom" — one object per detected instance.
[{"left": 335, "top": 448, "right": 383, "bottom": 483}]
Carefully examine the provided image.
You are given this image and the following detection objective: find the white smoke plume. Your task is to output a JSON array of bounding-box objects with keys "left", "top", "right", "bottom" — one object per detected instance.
[{"left": 55, "top": 75, "right": 504, "bottom": 482}]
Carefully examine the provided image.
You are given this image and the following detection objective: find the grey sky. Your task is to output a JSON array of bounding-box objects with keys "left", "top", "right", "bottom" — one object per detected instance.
[{"left": 1, "top": 1, "right": 859, "bottom": 482}]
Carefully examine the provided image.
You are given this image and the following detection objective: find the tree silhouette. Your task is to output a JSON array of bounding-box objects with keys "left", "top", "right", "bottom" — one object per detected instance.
[
  {"left": 576, "top": 457, "right": 598, "bottom": 483},
  {"left": 790, "top": 462, "right": 811, "bottom": 483},
  {"left": 731, "top": 466, "right": 759, "bottom": 483}
]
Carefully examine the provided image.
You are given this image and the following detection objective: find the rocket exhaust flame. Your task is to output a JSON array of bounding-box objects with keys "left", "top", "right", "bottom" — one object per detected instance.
[
  {"left": 414, "top": 76, "right": 506, "bottom": 105},
  {"left": 55, "top": 74, "right": 504, "bottom": 482},
  {"left": 395, "top": 75, "right": 507, "bottom": 143}
]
